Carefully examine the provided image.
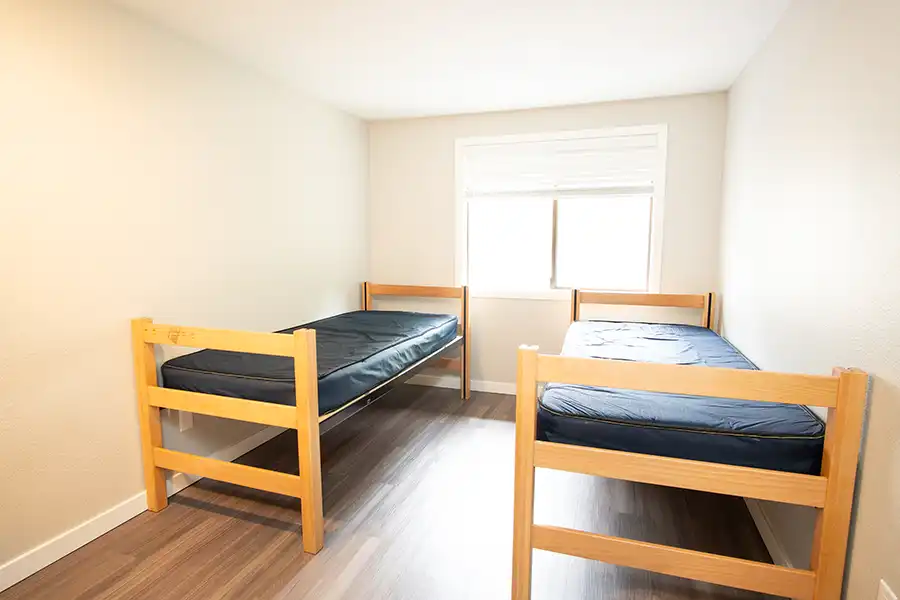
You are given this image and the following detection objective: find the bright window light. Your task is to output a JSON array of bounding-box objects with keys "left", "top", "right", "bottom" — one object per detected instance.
[
  {"left": 459, "top": 126, "right": 666, "bottom": 297},
  {"left": 555, "top": 195, "right": 653, "bottom": 291}
]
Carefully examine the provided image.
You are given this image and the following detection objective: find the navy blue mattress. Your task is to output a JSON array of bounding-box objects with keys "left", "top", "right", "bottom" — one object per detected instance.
[
  {"left": 161, "top": 311, "right": 459, "bottom": 416},
  {"left": 538, "top": 321, "right": 825, "bottom": 474}
]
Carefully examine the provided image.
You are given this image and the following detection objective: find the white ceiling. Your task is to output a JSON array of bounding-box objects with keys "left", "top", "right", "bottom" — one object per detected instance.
[{"left": 115, "top": 0, "right": 791, "bottom": 120}]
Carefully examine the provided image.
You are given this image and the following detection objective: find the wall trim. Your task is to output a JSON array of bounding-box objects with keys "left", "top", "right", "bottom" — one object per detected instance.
[
  {"left": 0, "top": 490, "right": 147, "bottom": 593},
  {"left": 744, "top": 498, "right": 793, "bottom": 568},
  {"left": 0, "top": 426, "right": 285, "bottom": 593},
  {"left": 408, "top": 374, "right": 516, "bottom": 395}
]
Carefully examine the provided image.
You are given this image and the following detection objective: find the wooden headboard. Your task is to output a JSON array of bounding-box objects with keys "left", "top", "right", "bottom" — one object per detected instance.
[{"left": 570, "top": 290, "right": 716, "bottom": 330}]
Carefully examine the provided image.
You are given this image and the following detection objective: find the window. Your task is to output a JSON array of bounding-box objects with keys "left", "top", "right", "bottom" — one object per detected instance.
[{"left": 457, "top": 126, "right": 667, "bottom": 298}]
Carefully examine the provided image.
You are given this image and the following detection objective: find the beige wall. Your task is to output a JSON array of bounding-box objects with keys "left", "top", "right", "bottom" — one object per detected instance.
[
  {"left": 720, "top": 0, "right": 899, "bottom": 596},
  {"left": 369, "top": 93, "right": 728, "bottom": 384},
  {"left": 0, "top": 0, "right": 367, "bottom": 566}
]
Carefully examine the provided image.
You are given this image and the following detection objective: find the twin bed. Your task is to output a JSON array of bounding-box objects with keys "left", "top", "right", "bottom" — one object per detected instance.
[
  {"left": 131, "top": 284, "right": 865, "bottom": 600},
  {"left": 512, "top": 291, "right": 867, "bottom": 600},
  {"left": 132, "top": 282, "right": 470, "bottom": 554}
]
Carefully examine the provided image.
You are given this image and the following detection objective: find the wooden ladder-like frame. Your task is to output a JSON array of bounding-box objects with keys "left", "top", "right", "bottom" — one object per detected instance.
[{"left": 132, "top": 319, "right": 326, "bottom": 553}]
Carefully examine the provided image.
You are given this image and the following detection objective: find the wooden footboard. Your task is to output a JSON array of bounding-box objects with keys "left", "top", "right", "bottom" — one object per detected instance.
[
  {"left": 511, "top": 346, "right": 867, "bottom": 600},
  {"left": 131, "top": 319, "right": 325, "bottom": 553}
]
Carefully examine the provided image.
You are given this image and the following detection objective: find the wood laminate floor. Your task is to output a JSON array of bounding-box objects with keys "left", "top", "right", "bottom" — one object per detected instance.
[{"left": 3, "top": 387, "right": 777, "bottom": 600}]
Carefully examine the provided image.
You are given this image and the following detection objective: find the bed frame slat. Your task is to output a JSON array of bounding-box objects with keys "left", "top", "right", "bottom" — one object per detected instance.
[
  {"left": 577, "top": 291, "right": 707, "bottom": 308},
  {"left": 531, "top": 525, "right": 815, "bottom": 600},
  {"left": 534, "top": 441, "right": 827, "bottom": 507},
  {"left": 147, "top": 386, "right": 297, "bottom": 429},
  {"left": 153, "top": 448, "right": 304, "bottom": 498},
  {"left": 142, "top": 324, "right": 294, "bottom": 356},
  {"left": 366, "top": 283, "right": 464, "bottom": 299},
  {"left": 536, "top": 354, "right": 840, "bottom": 407}
]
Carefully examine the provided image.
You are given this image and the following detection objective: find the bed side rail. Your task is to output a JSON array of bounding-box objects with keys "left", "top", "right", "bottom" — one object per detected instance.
[{"left": 571, "top": 289, "right": 715, "bottom": 329}]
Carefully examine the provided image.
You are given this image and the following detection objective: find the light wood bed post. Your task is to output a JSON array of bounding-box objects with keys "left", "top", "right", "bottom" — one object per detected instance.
[
  {"left": 362, "top": 281, "right": 371, "bottom": 311},
  {"left": 462, "top": 285, "right": 471, "bottom": 400},
  {"left": 131, "top": 318, "right": 167, "bottom": 512},
  {"left": 512, "top": 345, "right": 539, "bottom": 600},
  {"left": 701, "top": 292, "right": 714, "bottom": 329},
  {"left": 810, "top": 367, "right": 868, "bottom": 600},
  {"left": 571, "top": 289, "right": 581, "bottom": 323},
  {"left": 295, "top": 329, "right": 324, "bottom": 554}
]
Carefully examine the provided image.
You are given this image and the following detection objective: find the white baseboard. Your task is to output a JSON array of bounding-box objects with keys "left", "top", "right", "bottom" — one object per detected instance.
[
  {"left": 407, "top": 374, "right": 516, "bottom": 395},
  {"left": 744, "top": 498, "right": 793, "bottom": 568},
  {"left": 0, "top": 426, "right": 284, "bottom": 594},
  {"left": 0, "top": 490, "right": 148, "bottom": 593},
  {"left": 166, "top": 426, "right": 285, "bottom": 496}
]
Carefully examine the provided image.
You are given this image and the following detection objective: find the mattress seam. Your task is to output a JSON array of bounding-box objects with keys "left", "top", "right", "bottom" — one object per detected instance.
[{"left": 537, "top": 399, "right": 825, "bottom": 440}]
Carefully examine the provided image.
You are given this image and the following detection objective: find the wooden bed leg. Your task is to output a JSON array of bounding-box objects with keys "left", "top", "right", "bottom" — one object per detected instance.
[
  {"left": 701, "top": 293, "right": 712, "bottom": 328},
  {"left": 512, "top": 346, "right": 539, "bottom": 600},
  {"left": 810, "top": 368, "right": 868, "bottom": 600},
  {"left": 131, "top": 318, "right": 167, "bottom": 512},
  {"left": 571, "top": 289, "right": 580, "bottom": 323},
  {"left": 462, "top": 285, "right": 471, "bottom": 400},
  {"left": 295, "top": 329, "right": 324, "bottom": 554},
  {"left": 362, "top": 281, "right": 370, "bottom": 311}
]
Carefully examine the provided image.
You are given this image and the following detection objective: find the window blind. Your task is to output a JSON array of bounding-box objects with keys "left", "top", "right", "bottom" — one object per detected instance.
[{"left": 462, "top": 132, "right": 660, "bottom": 197}]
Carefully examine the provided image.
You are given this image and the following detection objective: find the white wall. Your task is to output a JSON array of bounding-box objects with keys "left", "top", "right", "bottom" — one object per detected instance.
[
  {"left": 369, "top": 93, "right": 727, "bottom": 385},
  {"left": 0, "top": 0, "right": 367, "bottom": 574},
  {"left": 720, "top": 0, "right": 899, "bottom": 596}
]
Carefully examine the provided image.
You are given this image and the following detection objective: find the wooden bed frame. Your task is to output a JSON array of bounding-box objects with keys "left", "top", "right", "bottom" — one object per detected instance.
[
  {"left": 132, "top": 282, "right": 470, "bottom": 555},
  {"left": 512, "top": 291, "right": 867, "bottom": 600}
]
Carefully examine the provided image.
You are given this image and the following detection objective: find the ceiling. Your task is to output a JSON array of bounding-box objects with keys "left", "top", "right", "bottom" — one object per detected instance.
[{"left": 114, "top": 0, "right": 791, "bottom": 120}]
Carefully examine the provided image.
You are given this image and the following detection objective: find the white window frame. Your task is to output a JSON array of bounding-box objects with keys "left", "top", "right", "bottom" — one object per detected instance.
[{"left": 455, "top": 124, "right": 668, "bottom": 300}]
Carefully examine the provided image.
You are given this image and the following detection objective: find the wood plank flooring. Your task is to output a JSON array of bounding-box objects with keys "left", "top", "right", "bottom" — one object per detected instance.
[{"left": 2, "top": 386, "right": 778, "bottom": 600}]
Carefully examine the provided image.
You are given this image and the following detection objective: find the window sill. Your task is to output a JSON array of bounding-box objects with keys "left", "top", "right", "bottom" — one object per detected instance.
[{"left": 469, "top": 289, "right": 572, "bottom": 301}]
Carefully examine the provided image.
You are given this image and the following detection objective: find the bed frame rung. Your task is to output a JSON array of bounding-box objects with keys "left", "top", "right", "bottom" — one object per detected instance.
[
  {"left": 153, "top": 448, "right": 304, "bottom": 498},
  {"left": 531, "top": 525, "right": 815, "bottom": 600},
  {"left": 576, "top": 291, "right": 707, "bottom": 309},
  {"left": 533, "top": 441, "right": 827, "bottom": 507},
  {"left": 536, "top": 354, "right": 840, "bottom": 407},
  {"left": 148, "top": 386, "right": 297, "bottom": 429},
  {"left": 366, "top": 283, "right": 464, "bottom": 299},
  {"left": 142, "top": 323, "right": 295, "bottom": 356}
]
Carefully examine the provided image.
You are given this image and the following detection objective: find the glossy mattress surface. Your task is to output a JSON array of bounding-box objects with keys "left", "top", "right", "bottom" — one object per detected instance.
[
  {"left": 162, "top": 311, "right": 459, "bottom": 415},
  {"left": 538, "top": 321, "right": 825, "bottom": 474}
]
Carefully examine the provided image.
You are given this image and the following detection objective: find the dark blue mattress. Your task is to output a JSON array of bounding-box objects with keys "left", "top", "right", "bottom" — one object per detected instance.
[
  {"left": 161, "top": 311, "right": 459, "bottom": 416},
  {"left": 538, "top": 321, "right": 826, "bottom": 474}
]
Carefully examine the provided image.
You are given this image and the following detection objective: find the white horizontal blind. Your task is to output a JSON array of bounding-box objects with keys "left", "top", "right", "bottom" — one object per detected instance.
[
  {"left": 462, "top": 132, "right": 660, "bottom": 197},
  {"left": 461, "top": 127, "right": 665, "bottom": 294}
]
